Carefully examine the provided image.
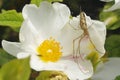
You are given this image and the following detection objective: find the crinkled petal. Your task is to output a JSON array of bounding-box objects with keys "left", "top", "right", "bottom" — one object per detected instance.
[
  {"left": 64, "top": 60, "right": 93, "bottom": 80},
  {"left": 69, "top": 16, "right": 80, "bottom": 29},
  {"left": 60, "top": 15, "right": 92, "bottom": 56},
  {"left": 104, "top": 0, "right": 120, "bottom": 11},
  {"left": 92, "top": 58, "right": 120, "bottom": 80},
  {"left": 88, "top": 20, "right": 106, "bottom": 56},
  {"left": 19, "top": 20, "right": 41, "bottom": 46},
  {"left": 84, "top": 14, "right": 106, "bottom": 55},
  {"left": 55, "top": 23, "right": 83, "bottom": 56},
  {"left": 2, "top": 40, "right": 22, "bottom": 57},
  {"left": 19, "top": 20, "right": 43, "bottom": 55},
  {"left": 69, "top": 14, "right": 106, "bottom": 56},
  {"left": 22, "top": 1, "right": 70, "bottom": 36},
  {"left": 30, "top": 55, "right": 93, "bottom": 80},
  {"left": 80, "top": 36, "right": 93, "bottom": 56},
  {"left": 2, "top": 40, "right": 36, "bottom": 58},
  {"left": 70, "top": 15, "right": 92, "bottom": 56}
]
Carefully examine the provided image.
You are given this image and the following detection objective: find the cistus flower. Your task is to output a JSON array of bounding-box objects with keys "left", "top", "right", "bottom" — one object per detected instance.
[
  {"left": 2, "top": 1, "right": 106, "bottom": 80},
  {"left": 100, "top": 0, "right": 120, "bottom": 11}
]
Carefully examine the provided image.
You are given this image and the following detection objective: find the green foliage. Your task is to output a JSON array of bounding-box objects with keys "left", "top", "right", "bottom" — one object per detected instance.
[
  {"left": 0, "top": 10, "right": 23, "bottom": 31},
  {"left": 30, "top": 0, "right": 42, "bottom": 6},
  {"left": 0, "top": 48, "right": 15, "bottom": 66},
  {"left": 115, "top": 75, "right": 120, "bottom": 80},
  {"left": 105, "top": 35, "right": 120, "bottom": 57},
  {"left": 36, "top": 71, "right": 68, "bottom": 80},
  {"left": 0, "top": 57, "right": 31, "bottom": 80},
  {"left": 36, "top": 71, "right": 52, "bottom": 80},
  {"left": 30, "top": 0, "right": 63, "bottom": 7},
  {"left": 99, "top": 2, "right": 120, "bottom": 30}
]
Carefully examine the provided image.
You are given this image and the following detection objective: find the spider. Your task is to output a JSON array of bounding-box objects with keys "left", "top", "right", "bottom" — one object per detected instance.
[{"left": 72, "top": 11, "right": 100, "bottom": 74}]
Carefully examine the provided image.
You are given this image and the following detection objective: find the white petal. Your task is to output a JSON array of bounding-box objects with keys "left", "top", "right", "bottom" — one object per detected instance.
[
  {"left": 92, "top": 58, "right": 120, "bottom": 80},
  {"left": 30, "top": 55, "right": 93, "bottom": 80},
  {"left": 22, "top": 1, "right": 70, "bottom": 35},
  {"left": 69, "top": 14, "right": 106, "bottom": 57},
  {"left": 56, "top": 14, "right": 94, "bottom": 57},
  {"left": 69, "top": 16, "right": 80, "bottom": 29},
  {"left": 2, "top": 40, "right": 22, "bottom": 57},
  {"left": 55, "top": 23, "right": 83, "bottom": 56},
  {"left": 30, "top": 55, "right": 65, "bottom": 71},
  {"left": 17, "top": 52, "right": 30, "bottom": 59},
  {"left": 20, "top": 20, "right": 41, "bottom": 45},
  {"left": 64, "top": 61, "right": 93, "bottom": 80},
  {"left": 59, "top": 55, "right": 93, "bottom": 79},
  {"left": 19, "top": 20, "right": 43, "bottom": 54},
  {"left": 52, "top": 2, "right": 70, "bottom": 30},
  {"left": 88, "top": 20, "right": 106, "bottom": 56},
  {"left": 115, "top": 0, "right": 119, "bottom": 3},
  {"left": 80, "top": 36, "right": 93, "bottom": 56},
  {"left": 104, "top": 1, "right": 120, "bottom": 11}
]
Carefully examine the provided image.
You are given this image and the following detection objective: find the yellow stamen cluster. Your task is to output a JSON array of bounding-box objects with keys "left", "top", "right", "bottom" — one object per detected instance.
[{"left": 37, "top": 38, "right": 62, "bottom": 62}]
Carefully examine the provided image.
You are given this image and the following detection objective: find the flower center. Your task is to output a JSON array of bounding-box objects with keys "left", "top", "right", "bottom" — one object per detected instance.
[{"left": 37, "top": 37, "right": 62, "bottom": 62}]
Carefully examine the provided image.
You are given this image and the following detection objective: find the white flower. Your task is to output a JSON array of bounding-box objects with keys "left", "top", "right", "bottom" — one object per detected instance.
[
  {"left": 92, "top": 58, "right": 120, "bottom": 80},
  {"left": 101, "top": 0, "right": 120, "bottom": 11},
  {"left": 2, "top": 1, "right": 92, "bottom": 80},
  {"left": 2, "top": 1, "right": 106, "bottom": 80}
]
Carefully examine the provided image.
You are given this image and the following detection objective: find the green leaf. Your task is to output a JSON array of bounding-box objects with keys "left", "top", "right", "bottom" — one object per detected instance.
[
  {"left": 30, "top": 0, "right": 42, "bottom": 6},
  {"left": 0, "top": 57, "right": 31, "bottom": 80},
  {"left": 105, "top": 35, "right": 120, "bottom": 57},
  {"left": 47, "top": 0, "right": 63, "bottom": 2},
  {"left": 99, "top": 2, "right": 120, "bottom": 30},
  {"left": 0, "top": 10, "right": 23, "bottom": 31},
  {"left": 115, "top": 75, "right": 120, "bottom": 80},
  {"left": 30, "top": 0, "right": 63, "bottom": 7},
  {"left": 36, "top": 71, "right": 68, "bottom": 80},
  {"left": 0, "top": 48, "right": 15, "bottom": 66}
]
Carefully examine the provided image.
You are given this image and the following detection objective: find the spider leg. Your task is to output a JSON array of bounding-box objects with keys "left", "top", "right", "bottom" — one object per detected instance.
[
  {"left": 73, "top": 33, "right": 84, "bottom": 60},
  {"left": 76, "top": 34, "right": 89, "bottom": 74},
  {"left": 76, "top": 55, "right": 93, "bottom": 74},
  {"left": 73, "top": 33, "right": 90, "bottom": 74},
  {"left": 76, "top": 33, "right": 85, "bottom": 61},
  {"left": 75, "top": 33, "right": 93, "bottom": 74}
]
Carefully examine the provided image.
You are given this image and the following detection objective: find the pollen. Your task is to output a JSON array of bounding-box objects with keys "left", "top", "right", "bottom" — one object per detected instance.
[{"left": 37, "top": 37, "right": 62, "bottom": 62}]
